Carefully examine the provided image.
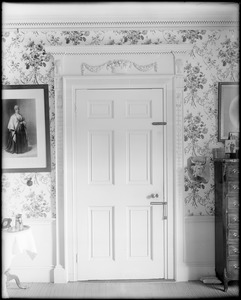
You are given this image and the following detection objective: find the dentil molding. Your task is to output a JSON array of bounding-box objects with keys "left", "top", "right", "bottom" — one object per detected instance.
[
  {"left": 46, "top": 44, "right": 193, "bottom": 56},
  {"left": 3, "top": 17, "right": 238, "bottom": 30}
]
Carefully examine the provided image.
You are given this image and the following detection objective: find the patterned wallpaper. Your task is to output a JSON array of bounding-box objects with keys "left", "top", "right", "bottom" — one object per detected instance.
[{"left": 2, "top": 28, "right": 239, "bottom": 219}]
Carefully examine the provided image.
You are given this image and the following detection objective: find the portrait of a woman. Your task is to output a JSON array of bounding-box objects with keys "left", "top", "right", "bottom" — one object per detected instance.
[{"left": 5, "top": 105, "right": 29, "bottom": 154}]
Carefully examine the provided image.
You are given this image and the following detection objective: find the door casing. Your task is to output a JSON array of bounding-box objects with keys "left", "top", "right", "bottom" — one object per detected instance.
[{"left": 63, "top": 75, "right": 175, "bottom": 281}]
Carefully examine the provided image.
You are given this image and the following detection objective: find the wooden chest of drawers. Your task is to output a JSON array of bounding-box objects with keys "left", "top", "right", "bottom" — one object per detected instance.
[{"left": 214, "top": 159, "right": 239, "bottom": 292}]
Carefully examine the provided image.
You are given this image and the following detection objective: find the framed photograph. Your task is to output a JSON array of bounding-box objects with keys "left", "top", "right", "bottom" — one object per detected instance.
[
  {"left": 2, "top": 84, "right": 51, "bottom": 172},
  {"left": 218, "top": 82, "right": 239, "bottom": 142},
  {"left": 224, "top": 140, "right": 236, "bottom": 154},
  {"left": 229, "top": 132, "right": 239, "bottom": 140}
]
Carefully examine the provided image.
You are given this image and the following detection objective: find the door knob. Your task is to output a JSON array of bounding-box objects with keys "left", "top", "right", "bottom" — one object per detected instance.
[{"left": 151, "top": 193, "right": 159, "bottom": 198}]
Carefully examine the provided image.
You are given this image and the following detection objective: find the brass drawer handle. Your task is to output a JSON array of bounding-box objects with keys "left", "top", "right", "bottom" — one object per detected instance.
[
  {"left": 231, "top": 169, "right": 239, "bottom": 174},
  {"left": 231, "top": 185, "right": 239, "bottom": 190},
  {"left": 233, "top": 248, "right": 239, "bottom": 254},
  {"left": 233, "top": 202, "right": 239, "bottom": 207},
  {"left": 232, "top": 232, "right": 239, "bottom": 238},
  {"left": 233, "top": 264, "right": 239, "bottom": 270},
  {"left": 232, "top": 217, "right": 239, "bottom": 223}
]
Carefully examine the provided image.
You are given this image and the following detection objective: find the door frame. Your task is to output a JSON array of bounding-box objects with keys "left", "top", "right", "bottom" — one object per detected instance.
[
  {"left": 46, "top": 44, "right": 192, "bottom": 283},
  {"left": 64, "top": 75, "right": 174, "bottom": 281}
]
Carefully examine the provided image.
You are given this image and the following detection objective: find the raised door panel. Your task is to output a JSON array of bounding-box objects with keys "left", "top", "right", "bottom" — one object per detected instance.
[
  {"left": 88, "top": 100, "right": 113, "bottom": 119},
  {"left": 125, "top": 99, "right": 152, "bottom": 119},
  {"left": 127, "top": 207, "right": 152, "bottom": 260},
  {"left": 126, "top": 131, "right": 151, "bottom": 185},
  {"left": 88, "top": 131, "right": 113, "bottom": 185},
  {"left": 88, "top": 207, "right": 114, "bottom": 260}
]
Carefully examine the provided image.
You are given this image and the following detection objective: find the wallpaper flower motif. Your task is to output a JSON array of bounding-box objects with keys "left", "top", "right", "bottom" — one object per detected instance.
[
  {"left": 180, "top": 30, "right": 206, "bottom": 43},
  {"left": 185, "top": 170, "right": 215, "bottom": 215},
  {"left": 184, "top": 112, "right": 209, "bottom": 156},
  {"left": 184, "top": 63, "right": 207, "bottom": 106},
  {"left": 22, "top": 39, "right": 52, "bottom": 84},
  {"left": 218, "top": 37, "right": 239, "bottom": 81},
  {"left": 2, "top": 173, "right": 52, "bottom": 220},
  {"left": 63, "top": 31, "right": 90, "bottom": 45},
  {"left": 2, "top": 28, "right": 239, "bottom": 218}
]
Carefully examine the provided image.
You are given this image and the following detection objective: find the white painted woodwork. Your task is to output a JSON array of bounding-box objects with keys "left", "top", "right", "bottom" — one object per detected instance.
[
  {"left": 9, "top": 219, "right": 55, "bottom": 282},
  {"left": 3, "top": 3, "right": 238, "bottom": 29},
  {"left": 46, "top": 44, "right": 192, "bottom": 282},
  {"left": 184, "top": 216, "right": 215, "bottom": 279},
  {"left": 75, "top": 88, "right": 166, "bottom": 280},
  {"left": 88, "top": 131, "right": 113, "bottom": 185},
  {"left": 88, "top": 207, "right": 114, "bottom": 260}
]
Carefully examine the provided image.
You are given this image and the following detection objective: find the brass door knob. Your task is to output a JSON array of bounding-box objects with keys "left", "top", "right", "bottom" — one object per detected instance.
[{"left": 151, "top": 193, "right": 159, "bottom": 198}]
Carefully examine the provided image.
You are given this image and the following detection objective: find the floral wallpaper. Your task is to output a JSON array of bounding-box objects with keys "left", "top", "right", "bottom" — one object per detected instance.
[{"left": 2, "top": 28, "right": 239, "bottom": 219}]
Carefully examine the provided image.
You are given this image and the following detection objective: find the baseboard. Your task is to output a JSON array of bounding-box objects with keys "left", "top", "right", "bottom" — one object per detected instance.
[
  {"left": 9, "top": 266, "right": 54, "bottom": 282},
  {"left": 187, "top": 265, "right": 216, "bottom": 280}
]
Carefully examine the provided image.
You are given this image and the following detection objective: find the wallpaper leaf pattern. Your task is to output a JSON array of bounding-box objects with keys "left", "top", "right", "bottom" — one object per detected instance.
[{"left": 2, "top": 28, "right": 239, "bottom": 219}]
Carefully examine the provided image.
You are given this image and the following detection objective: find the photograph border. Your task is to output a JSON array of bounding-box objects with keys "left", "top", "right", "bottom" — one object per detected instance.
[
  {"left": 2, "top": 84, "right": 51, "bottom": 173},
  {"left": 218, "top": 82, "right": 239, "bottom": 142}
]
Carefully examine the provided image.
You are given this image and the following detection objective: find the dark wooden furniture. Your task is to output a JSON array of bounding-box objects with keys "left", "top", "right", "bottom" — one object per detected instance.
[{"left": 214, "top": 159, "right": 239, "bottom": 292}]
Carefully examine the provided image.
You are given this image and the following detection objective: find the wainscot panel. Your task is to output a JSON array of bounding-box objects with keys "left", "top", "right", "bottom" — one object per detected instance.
[
  {"left": 10, "top": 219, "right": 56, "bottom": 282},
  {"left": 184, "top": 216, "right": 215, "bottom": 280}
]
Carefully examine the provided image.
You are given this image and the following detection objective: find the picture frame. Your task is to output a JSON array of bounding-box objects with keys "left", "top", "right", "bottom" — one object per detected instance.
[
  {"left": 228, "top": 132, "right": 239, "bottom": 141},
  {"left": 218, "top": 82, "right": 239, "bottom": 142},
  {"left": 224, "top": 139, "right": 236, "bottom": 154},
  {"left": 2, "top": 84, "right": 51, "bottom": 173}
]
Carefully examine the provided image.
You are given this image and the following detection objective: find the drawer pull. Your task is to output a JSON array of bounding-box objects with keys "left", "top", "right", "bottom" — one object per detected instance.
[
  {"left": 232, "top": 217, "right": 239, "bottom": 223},
  {"left": 232, "top": 232, "right": 239, "bottom": 238},
  {"left": 233, "top": 248, "right": 239, "bottom": 254},
  {"left": 233, "top": 264, "right": 239, "bottom": 270},
  {"left": 233, "top": 202, "right": 239, "bottom": 207},
  {"left": 231, "top": 185, "right": 239, "bottom": 190},
  {"left": 231, "top": 169, "right": 239, "bottom": 174}
]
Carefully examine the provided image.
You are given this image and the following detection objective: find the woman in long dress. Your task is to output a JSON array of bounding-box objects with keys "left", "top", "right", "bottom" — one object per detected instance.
[{"left": 5, "top": 105, "right": 29, "bottom": 154}]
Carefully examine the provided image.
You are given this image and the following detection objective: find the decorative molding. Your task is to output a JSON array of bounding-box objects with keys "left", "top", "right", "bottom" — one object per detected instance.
[
  {"left": 48, "top": 44, "right": 192, "bottom": 282},
  {"left": 3, "top": 19, "right": 239, "bottom": 30},
  {"left": 81, "top": 60, "right": 157, "bottom": 75},
  {"left": 46, "top": 45, "right": 193, "bottom": 57},
  {"left": 185, "top": 216, "right": 214, "bottom": 222}
]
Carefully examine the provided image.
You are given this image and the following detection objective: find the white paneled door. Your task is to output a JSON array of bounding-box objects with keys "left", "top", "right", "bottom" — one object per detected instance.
[{"left": 75, "top": 89, "right": 167, "bottom": 280}]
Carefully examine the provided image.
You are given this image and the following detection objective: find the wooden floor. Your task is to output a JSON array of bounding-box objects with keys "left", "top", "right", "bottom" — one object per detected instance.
[{"left": 6, "top": 280, "right": 239, "bottom": 299}]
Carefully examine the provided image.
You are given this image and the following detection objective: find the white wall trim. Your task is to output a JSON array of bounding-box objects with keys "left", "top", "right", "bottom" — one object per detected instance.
[
  {"left": 46, "top": 45, "right": 193, "bottom": 56},
  {"left": 24, "top": 218, "right": 56, "bottom": 225},
  {"left": 3, "top": 12, "right": 238, "bottom": 30},
  {"left": 185, "top": 215, "right": 214, "bottom": 223},
  {"left": 184, "top": 216, "right": 215, "bottom": 275},
  {"left": 10, "top": 266, "right": 55, "bottom": 283},
  {"left": 46, "top": 44, "right": 192, "bottom": 282}
]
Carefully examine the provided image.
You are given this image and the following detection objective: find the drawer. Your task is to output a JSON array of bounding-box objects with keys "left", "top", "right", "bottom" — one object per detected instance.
[
  {"left": 227, "top": 182, "right": 239, "bottom": 193},
  {"left": 228, "top": 213, "right": 239, "bottom": 224},
  {"left": 227, "top": 260, "right": 239, "bottom": 278},
  {"left": 227, "top": 244, "right": 239, "bottom": 257},
  {"left": 227, "top": 164, "right": 239, "bottom": 179},
  {"left": 228, "top": 228, "right": 239, "bottom": 241},
  {"left": 227, "top": 197, "right": 239, "bottom": 210}
]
